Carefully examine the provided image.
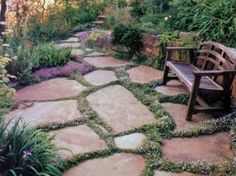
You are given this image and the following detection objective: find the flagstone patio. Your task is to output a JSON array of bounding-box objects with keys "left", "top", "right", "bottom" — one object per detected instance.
[{"left": 5, "top": 49, "right": 235, "bottom": 176}]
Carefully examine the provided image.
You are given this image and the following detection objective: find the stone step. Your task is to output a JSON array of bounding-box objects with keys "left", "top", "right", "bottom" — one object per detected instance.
[
  {"left": 92, "top": 20, "right": 105, "bottom": 25},
  {"left": 97, "top": 15, "right": 107, "bottom": 20}
]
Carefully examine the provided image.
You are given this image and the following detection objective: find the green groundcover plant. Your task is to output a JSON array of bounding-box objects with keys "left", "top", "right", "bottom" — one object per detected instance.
[{"left": 0, "top": 119, "right": 62, "bottom": 176}]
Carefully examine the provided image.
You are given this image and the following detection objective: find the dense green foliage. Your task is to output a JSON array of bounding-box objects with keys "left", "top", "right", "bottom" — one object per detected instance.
[
  {"left": 29, "top": 1, "right": 104, "bottom": 42},
  {"left": 111, "top": 23, "right": 144, "bottom": 60},
  {"left": 170, "top": 0, "right": 236, "bottom": 47},
  {"left": 145, "top": 0, "right": 171, "bottom": 13},
  {"left": 32, "top": 43, "right": 71, "bottom": 69},
  {"left": 129, "top": 1, "right": 146, "bottom": 20},
  {"left": 0, "top": 120, "right": 62, "bottom": 176}
]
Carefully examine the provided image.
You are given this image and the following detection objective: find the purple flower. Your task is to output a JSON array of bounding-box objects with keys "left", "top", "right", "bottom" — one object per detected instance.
[
  {"left": 78, "top": 31, "right": 91, "bottom": 42},
  {"left": 33, "top": 61, "right": 94, "bottom": 80},
  {"left": 22, "top": 150, "right": 32, "bottom": 159}
]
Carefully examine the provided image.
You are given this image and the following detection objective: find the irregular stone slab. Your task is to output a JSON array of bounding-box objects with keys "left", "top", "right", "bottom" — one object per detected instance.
[
  {"left": 114, "top": 133, "right": 146, "bottom": 149},
  {"left": 85, "top": 48, "right": 93, "bottom": 53},
  {"left": 56, "top": 42, "right": 81, "bottom": 49},
  {"left": 61, "top": 37, "right": 79, "bottom": 43},
  {"left": 71, "top": 49, "right": 84, "bottom": 58},
  {"left": 64, "top": 153, "right": 145, "bottom": 176},
  {"left": 4, "top": 100, "right": 81, "bottom": 127},
  {"left": 127, "top": 66, "right": 163, "bottom": 84},
  {"left": 15, "top": 78, "right": 86, "bottom": 101},
  {"left": 84, "top": 70, "right": 118, "bottom": 86},
  {"left": 87, "top": 85, "right": 156, "bottom": 133},
  {"left": 162, "top": 103, "right": 212, "bottom": 131},
  {"left": 155, "top": 80, "right": 188, "bottom": 96},
  {"left": 86, "top": 52, "right": 107, "bottom": 57},
  {"left": 154, "top": 170, "right": 201, "bottom": 176},
  {"left": 84, "top": 56, "right": 129, "bottom": 68},
  {"left": 162, "top": 132, "right": 234, "bottom": 165},
  {"left": 51, "top": 125, "right": 108, "bottom": 159}
]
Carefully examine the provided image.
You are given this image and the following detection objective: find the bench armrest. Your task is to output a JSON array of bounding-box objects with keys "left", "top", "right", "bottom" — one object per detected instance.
[
  {"left": 166, "top": 47, "right": 198, "bottom": 51},
  {"left": 193, "top": 70, "right": 236, "bottom": 77}
]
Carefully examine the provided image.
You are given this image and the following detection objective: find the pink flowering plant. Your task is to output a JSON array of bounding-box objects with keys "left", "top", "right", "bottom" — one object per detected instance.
[{"left": 0, "top": 119, "right": 62, "bottom": 176}]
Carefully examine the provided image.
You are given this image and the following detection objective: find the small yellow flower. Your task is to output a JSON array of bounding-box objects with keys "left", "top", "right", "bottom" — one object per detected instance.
[{"left": 1, "top": 57, "right": 11, "bottom": 65}]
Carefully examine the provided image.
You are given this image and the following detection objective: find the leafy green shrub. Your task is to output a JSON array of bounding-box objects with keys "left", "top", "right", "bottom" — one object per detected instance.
[
  {"left": 117, "top": 0, "right": 127, "bottom": 8},
  {"left": 129, "top": 1, "right": 146, "bottom": 20},
  {"left": 0, "top": 52, "right": 15, "bottom": 98},
  {"left": 0, "top": 96, "right": 17, "bottom": 121},
  {"left": 111, "top": 23, "right": 144, "bottom": 60},
  {"left": 145, "top": 0, "right": 171, "bottom": 13},
  {"left": 141, "top": 13, "right": 164, "bottom": 25},
  {"left": 151, "top": 31, "right": 179, "bottom": 70},
  {"left": 32, "top": 43, "right": 71, "bottom": 69},
  {"left": 71, "top": 23, "right": 92, "bottom": 33},
  {"left": 10, "top": 44, "right": 36, "bottom": 85},
  {"left": 105, "top": 14, "right": 117, "bottom": 29},
  {"left": 70, "top": 2, "right": 103, "bottom": 26},
  {"left": 170, "top": 0, "right": 236, "bottom": 47},
  {"left": 0, "top": 119, "right": 62, "bottom": 176},
  {"left": 28, "top": 2, "right": 104, "bottom": 42}
]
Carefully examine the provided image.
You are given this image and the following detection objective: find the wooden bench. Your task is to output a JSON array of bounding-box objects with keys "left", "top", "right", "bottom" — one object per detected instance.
[{"left": 162, "top": 41, "right": 236, "bottom": 121}]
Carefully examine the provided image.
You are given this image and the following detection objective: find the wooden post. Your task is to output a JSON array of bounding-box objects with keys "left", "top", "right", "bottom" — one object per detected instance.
[
  {"left": 162, "top": 50, "right": 171, "bottom": 85},
  {"left": 186, "top": 75, "right": 201, "bottom": 121}
]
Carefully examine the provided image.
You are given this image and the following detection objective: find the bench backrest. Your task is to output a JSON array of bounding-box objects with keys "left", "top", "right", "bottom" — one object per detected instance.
[
  {"left": 194, "top": 41, "right": 236, "bottom": 87},
  {"left": 195, "top": 41, "right": 236, "bottom": 71}
]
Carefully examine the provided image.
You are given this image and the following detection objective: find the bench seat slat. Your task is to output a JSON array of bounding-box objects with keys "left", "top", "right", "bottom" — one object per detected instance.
[{"left": 167, "top": 61, "right": 223, "bottom": 91}]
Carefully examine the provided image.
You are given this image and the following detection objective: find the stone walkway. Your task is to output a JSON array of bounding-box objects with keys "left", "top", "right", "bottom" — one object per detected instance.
[{"left": 5, "top": 35, "right": 235, "bottom": 176}]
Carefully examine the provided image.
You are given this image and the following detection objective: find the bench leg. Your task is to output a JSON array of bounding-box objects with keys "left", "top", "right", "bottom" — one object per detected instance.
[
  {"left": 186, "top": 76, "right": 201, "bottom": 121},
  {"left": 162, "top": 66, "right": 169, "bottom": 85},
  {"left": 222, "top": 75, "right": 233, "bottom": 112}
]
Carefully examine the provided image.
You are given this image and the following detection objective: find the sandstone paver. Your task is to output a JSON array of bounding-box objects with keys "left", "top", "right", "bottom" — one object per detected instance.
[
  {"left": 15, "top": 78, "right": 86, "bottom": 101},
  {"left": 127, "top": 65, "right": 163, "bottom": 84},
  {"left": 61, "top": 37, "right": 79, "bottom": 43},
  {"left": 155, "top": 80, "right": 188, "bottom": 96},
  {"left": 56, "top": 42, "right": 81, "bottom": 49},
  {"left": 71, "top": 49, "right": 84, "bottom": 58},
  {"left": 86, "top": 52, "right": 107, "bottom": 57},
  {"left": 5, "top": 100, "right": 81, "bottom": 127},
  {"left": 50, "top": 125, "right": 108, "bottom": 159},
  {"left": 86, "top": 85, "right": 156, "bottom": 133},
  {"left": 154, "top": 170, "right": 201, "bottom": 176},
  {"left": 84, "top": 70, "right": 118, "bottom": 86},
  {"left": 114, "top": 133, "right": 146, "bottom": 149},
  {"left": 162, "top": 103, "right": 212, "bottom": 131},
  {"left": 162, "top": 132, "right": 234, "bottom": 164},
  {"left": 64, "top": 153, "right": 146, "bottom": 176},
  {"left": 84, "top": 56, "right": 129, "bottom": 68}
]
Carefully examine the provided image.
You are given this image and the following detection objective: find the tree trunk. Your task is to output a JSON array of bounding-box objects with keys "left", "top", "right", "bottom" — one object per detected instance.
[{"left": 0, "top": 0, "right": 7, "bottom": 36}]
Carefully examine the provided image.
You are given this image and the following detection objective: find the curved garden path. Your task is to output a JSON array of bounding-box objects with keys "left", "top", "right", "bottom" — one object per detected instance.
[{"left": 4, "top": 34, "right": 235, "bottom": 176}]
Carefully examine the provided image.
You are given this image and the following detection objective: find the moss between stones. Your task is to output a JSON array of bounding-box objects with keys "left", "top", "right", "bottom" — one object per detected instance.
[{"left": 9, "top": 63, "right": 236, "bottom": 176}]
